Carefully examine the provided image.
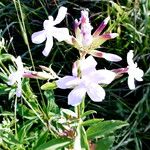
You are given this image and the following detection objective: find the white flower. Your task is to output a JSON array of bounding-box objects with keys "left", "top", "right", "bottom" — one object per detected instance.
[
  {"left": 56, "top": 56, "right": 116, "bottom": 106},
  {"left": 31, "top": 6, "right": 70, "bottom": 56},
  {"left": 127, "top": 50, "right": 144, "bottom": 90},
  {"left": 7, "top": 56, "right": 24, "bottom": 97}
]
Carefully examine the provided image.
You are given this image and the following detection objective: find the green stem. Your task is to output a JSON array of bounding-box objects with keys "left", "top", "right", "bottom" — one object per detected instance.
[
  {"left": 0, "top": 61, "right": 10, "bottom": 74},
  {"left": 75, "top": 98, "right": 85, "bottom": 118},
  {"left": 14, "top": 96, "right": 18, "bottom": 139},
  {"left": 13, "top": 0, "right": 45, "bottom": 107},
  {"left": 22, "top": 95, "right": 46, "bottom": 126}
]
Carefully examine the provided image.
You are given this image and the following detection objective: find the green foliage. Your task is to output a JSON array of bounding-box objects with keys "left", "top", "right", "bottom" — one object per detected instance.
[
  {"left": 95, "top": 136, "right": 115, "bottom": 150},
  {"left": 87, "top": 120, "right": 129, "bottom": 139},
  {"left": 74, "top": 124, "right": 90, "bottom": 150},
  {"left": 35, "top": 138, "right": 72, "bottom": 150},
  {"left": 0, "top": 54, "right": 14, "bottom": 62},
  {"left": 43, "top": 90, "right": 59, "bottom": 114}
]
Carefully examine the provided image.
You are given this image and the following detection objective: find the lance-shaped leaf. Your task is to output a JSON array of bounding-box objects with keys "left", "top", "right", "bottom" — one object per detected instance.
[
  {"left": 35, "top": 138, "right": 72, "bottom": 150},
  {"left": 86, "top": 120, "right": 129, "bottom": 139},
  {"left": 95, "top": 136, "right": 115, "bottom": 150}
]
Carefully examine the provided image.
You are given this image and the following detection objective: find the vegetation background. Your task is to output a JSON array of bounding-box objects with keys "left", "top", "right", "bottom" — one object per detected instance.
[{"left": 0, "top": 0, "right": 150, "bottom": 149}]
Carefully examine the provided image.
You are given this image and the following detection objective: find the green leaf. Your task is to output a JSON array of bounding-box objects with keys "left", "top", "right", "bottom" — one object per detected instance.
[
  {"left": 33, "top": 130, "right": 49, "bottom": 150},
  {"left": 74, "top": 125, "right": 89, "bottom": 150},
  {"left": 81, "top": 119, "right": 103, "bottom": 127},
  {"left": 17, "top": 104, "right": 37, "bottom": 119},
  {"left": 0, "top": 54, "right": 14, "bottom": 62},
  {"left": 87, "top": 120, "right": 129, "bottom": 139},
  {"left": 35, "top": 138, "right": 72, "bottom": 150},
  {"left": 17, "top": 120, "right": 34, "bottom": 143},
  {"left": 0, "top": 111, "right": 14, "bottom": 116},
  {"left": 41, "top": 82, "right": 57, "bottom": 90},
  {"left": 0, "top": 83, "right": 10, "bottom": 94},
  {"left": 0, "top": 72, "right": 9, "bottom": 83},
  {"left": 22, "top": 78, "right": 37, "bottom": 102},
  {"left": 61, "top": 108, "right": 77, "bottom": 118},
  {"left": 81, "top": 110, "right": 97, "bottom": 118},
  {"left": 44, "top": 90, "right": 59, "bottom": 114},
  {"left": 95, "top": 136, "right": 115, "bottom": 150},
  {"left": 3, "top": 133, "right": 21, "bottom": 145},
  {"left": 8, "top": 88, "right": 16, "bottom": 99},
  {"left": 110, "top": 1, "right": 124, "bottom": 14},
  {"left": 80, "top": 126, "right": 89, "bottom": 150}
]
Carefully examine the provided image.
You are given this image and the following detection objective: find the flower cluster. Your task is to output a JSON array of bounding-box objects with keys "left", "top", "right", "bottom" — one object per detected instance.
[{"left": 7, "top": 7, "right": 144, "bottom": 106}]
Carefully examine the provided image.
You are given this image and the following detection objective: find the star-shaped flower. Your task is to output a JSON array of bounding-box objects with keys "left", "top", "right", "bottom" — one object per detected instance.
[
  {"left": 7, "top": 56, "right": 25, "bottom": 97},
  {"left": 56, "top": 56, "right": 116, "bottom": 106},
  {"left": 127, "top": 50, "right": 144, "bottom": 90},
  {"left": 31, "top": 6, "right": 70, "bottom": 56}
]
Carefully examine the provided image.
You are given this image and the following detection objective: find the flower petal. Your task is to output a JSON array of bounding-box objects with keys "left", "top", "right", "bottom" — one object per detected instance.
[
  {"left": 79, "top": 56, "right": 97, "bottom": 76},
  {"left": 68, "top": 85, "right": 86, "bottom": 106},
  {"left": 86, "top": 82, "right": 105, "bottom": 102},
  {"left": 52, "top": 27, "right": 70, "bottom": 42},
  {"left": 42, "top": 36, "right": 53, "bottom": 56},
  {"left": 88, "top": 69, "right": 116, "bottom": 84},
  {"left": 7, "top": 72, "right": 17, "bottom": 85},
  {"left": 74, "top": 19, "right": 82, "bottom": 41},
  {"left": 16, "top": 79, "right": 22, "bottom": 97},
  {"left": 56, "top": 76, "right": 81, "bottom": 89},
  {"left": 128, "top": 74, "right": 135, "bottom": 90},
  {"left": 127, "top": 50, "right": 135, "bottom": 66},
  {"left": 15, "top": 56, "right": 24, "bottom": 71},
  {"left": 72, "top": 56, "right": 97, "bottom": 77},
  {"left": 44, "top": 17, "right": 54, "bottom": 30},
  {"left": 72, "top": 61, "right": 78, "bottom": 77},
  {"left": 31, "top": 30, "right": 46, "bottom": 44},
  {"left": 134, "top": 67, "right": 144, "bottom": 81},
  {"left": 53, "top": 6, "right": 67, "bottom": 25}
]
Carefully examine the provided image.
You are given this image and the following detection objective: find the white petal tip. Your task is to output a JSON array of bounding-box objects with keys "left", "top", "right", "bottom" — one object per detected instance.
[
  {"left": 110, "top": 33, "right": 119, "bottom": 38},
  {"left": 31, "top": 31, "right": 46, "bottom": 44},
  {"left": 103, "top": 53, "right": 122, "bottom": 62},
  {"left": 42, "top": 50, "right": 49, "bottom": 57},
  {"left": 104, "top": 16, "right": 110, "bottom": 24},
  {"left": 60, "top": 6, "right": 67, "bottom": 11}
]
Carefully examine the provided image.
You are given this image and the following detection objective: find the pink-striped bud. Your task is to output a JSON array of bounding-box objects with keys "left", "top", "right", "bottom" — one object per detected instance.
[
  {"left": 93, "top": 16, "right": 110, "bottom": 37},
  {"left": 90, "top": 50, "right": 122, "bottom": 62}
]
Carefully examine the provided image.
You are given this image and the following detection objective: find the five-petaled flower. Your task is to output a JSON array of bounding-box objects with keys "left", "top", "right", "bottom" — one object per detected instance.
[
  {"left": 7, "top": 56, "right": 25, "bottom": 97},
  {"left": 56, "top": 56, "right": 116, "bottom": 106},
  {"left": 31, "top": 6, "right": 70, "bottom": 56},
  {"left": 127, "top": 50, "right": 144, "bottom": 90},
  {"left": 69, "top": 10, "right": 122, "bottom": 62}
]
